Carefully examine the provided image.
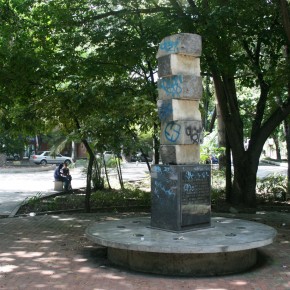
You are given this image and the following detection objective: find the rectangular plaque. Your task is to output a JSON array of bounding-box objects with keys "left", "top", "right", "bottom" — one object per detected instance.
[
  {"left": 180, "top": 167, "right": 211, "bottom": 227},
  {"left": 151, "top": 164, "right": 211, "bottom": 231}
]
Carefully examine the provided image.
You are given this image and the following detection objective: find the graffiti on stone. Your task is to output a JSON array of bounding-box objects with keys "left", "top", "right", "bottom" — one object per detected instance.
[
  {"left": 185, "top": 123, "right": 203, "bottom": 144},
  {"left": 183, "top": 183, "right": 196, "bottom": 192},
  {"left": 158, "top": 101, "right": 173, "bottom": 121},
  {"left": 164, "top": 121, "right": 181, "bottom": 142},
  {"left": 154, "top": 180, "right": 175, "bottom": 197},
  {"left": 158, "top": 75, "right": 183, "bottom": 98},
  {"left": 152, "top": 165, "right": 177, "bottom": 200},
  {"left": 152, "top": 166, "right": 162, "bottom": 173},
  {"left": 184, "top": 170, "right": 194, "bottom": 180},
  {"left": 182, "top": 170, "right": 210, "bottom": 180},
  {"left": 152, "top": 165, "right": 175, "bottom": 175},
  {"left": 159, "top": 39, "right": 180, "bottom": 53}
]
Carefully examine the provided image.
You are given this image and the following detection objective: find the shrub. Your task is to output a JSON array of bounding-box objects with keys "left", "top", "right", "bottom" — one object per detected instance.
[{"left": 256, "top": 174, "right": 287, "bottom": 202}]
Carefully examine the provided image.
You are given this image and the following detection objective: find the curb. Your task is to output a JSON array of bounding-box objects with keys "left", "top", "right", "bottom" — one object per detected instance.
[
  {"left": 260, "top": 159, "right": 288, "bottom": 167},
  {"left": 0, "top": 164, "right": 55, "bottom": 173},
  {"left": 7, "top": 188, "right": 82, "bottom": 218}
]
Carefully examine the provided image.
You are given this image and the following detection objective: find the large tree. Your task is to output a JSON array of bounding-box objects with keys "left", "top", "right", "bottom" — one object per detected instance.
[
  {"left": 4, "top": 0, "right": 174, "bottom": 211},
  {"left": 156, "top": 0, "right": 290, "bottom": 207},
  {"left": 2, "top": 0, "right": 290, "bottom": 209},
  {"left": 84, "top": 0, "right": 290, "bottom": 206}
]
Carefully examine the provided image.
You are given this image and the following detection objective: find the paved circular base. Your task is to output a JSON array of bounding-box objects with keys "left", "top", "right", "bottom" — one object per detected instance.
[
  {"left": 108, "top": 247, "right": 257, "bottom": 276},
  {"left": 86, "top": 217, "right": 276, "bottom": 276}
]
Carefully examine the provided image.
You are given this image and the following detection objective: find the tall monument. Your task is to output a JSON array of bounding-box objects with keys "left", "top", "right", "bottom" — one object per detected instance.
[
  {"left": 151, "top": 33, "right": 211, "bottom": 231},
  {"left": 86, "top": 33, "right": 277, "bottom": 276}
]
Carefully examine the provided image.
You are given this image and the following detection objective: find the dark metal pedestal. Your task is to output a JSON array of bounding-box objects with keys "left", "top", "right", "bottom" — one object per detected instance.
[{"left": 151, "top": 164, "right": 211, "bottom": 231}]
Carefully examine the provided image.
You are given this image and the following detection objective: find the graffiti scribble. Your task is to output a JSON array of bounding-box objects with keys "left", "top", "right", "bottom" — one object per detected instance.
[
  {"left": 185, "top": 123, "right": 203, "bottom": 144},
  {"left": 158, "top": 101, "right": 173, "bottom": 121},
  {"left": 159, "top": 39, "right": 180, "bottom": 53},
  {"left": 158, "top": 75, "right": 183, "bottom": 98}
]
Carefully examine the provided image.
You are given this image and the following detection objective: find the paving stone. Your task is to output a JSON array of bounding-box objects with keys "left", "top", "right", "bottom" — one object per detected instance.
[{"left": 0, "top": 211, "right": 289, "bottom": 289}]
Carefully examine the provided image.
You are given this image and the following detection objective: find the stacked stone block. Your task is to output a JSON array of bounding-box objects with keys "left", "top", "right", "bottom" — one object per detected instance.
[
  {"left": 151, "top": 33, "right": 211, "bottom": 232},
  {"left": 157, "top": 33, "right": 203, "bottom": 165}
]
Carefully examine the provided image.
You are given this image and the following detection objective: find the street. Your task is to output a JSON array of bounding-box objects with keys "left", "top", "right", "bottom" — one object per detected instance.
[
  {"left": 0, "top": 162, "right": 150, "bottom": 216},
  {"left": 0, "top": 162, "right": 286, "bottom": 216}
]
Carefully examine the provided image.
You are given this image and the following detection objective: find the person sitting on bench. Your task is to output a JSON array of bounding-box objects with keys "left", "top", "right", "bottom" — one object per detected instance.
[
  {"left": 62, "top": 162, "right": 72, "bottom": 190},
  {"left": 54, "top": 163, "right": 70, "bottom": 191}
]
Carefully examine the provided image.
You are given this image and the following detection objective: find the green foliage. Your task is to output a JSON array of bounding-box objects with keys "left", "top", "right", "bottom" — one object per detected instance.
[
  {"left": 201, "top": 76, "right": 216, "bottom": 132},
  {"left": 25, "top": 192, "right": 43, "bottom": 207},
  {"left": 210, "top": 169, "right": 226, "bottom": 203},
  {"left": 2, "top": 0, "right": 290, "bottom": 207},
  {"left": 200, "top": 131, "right": 225, "bottom": 163},
  {"left": 0, "top": 134, "right": 26, "bottom": 155},
  {"left": 17, "top": 187, "right": 151, "bottom": 215},
  {"left": 256, "top": 174, "right": 287, "bottom": 202},
  {"left": 105, "top": 157, "right": 120, "bottom": 168},
  {"left": 122, "top": 129, "right": 153, "bottom": 158},
  {"left": 90, "top": 188, "right": 151, "bottom": 208}
]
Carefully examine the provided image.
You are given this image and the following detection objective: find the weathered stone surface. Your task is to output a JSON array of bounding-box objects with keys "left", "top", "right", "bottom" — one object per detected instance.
[
  {"left": 160, "top": 144, "right": 200, "bottom": 164},
  {"left": 158, "top": 75, "right": 203, "bottom": 100},
  {"left": 86, "top": 216, "right": 277, "bottom": 276},
  {"left": 158, "top": 54, "right": 200, "bottom": 78},
  {"left": 157, "top": 99, "right": 201, "bottom": 122},
  {"left": 107, "top": 247, "right": 257, "bottom": 276},
  {"left": 157, "top": 33, "right": 202, "bottom": 58},
  {"left": 86, "top": 216, "right": 277, "bottom": 254},
  {"left": 160, "top": 120, "right": 203, "bottom": 145}
]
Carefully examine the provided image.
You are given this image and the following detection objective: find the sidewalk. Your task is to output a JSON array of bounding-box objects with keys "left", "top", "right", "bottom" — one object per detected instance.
[
  {"left": 0, "top": 210, "right": 289, "bottom": 289},
  {"left": 0, "top": 162, "right": 149, "bottom": 217},
  {"left": 0, "top": 165, "right": 86, "bottom": 217}
]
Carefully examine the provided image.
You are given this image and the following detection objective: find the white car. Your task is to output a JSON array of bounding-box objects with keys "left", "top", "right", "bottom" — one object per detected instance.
[
  {"left": 96, "top": 151, "right": 114, "bottom": 162},
  {"left": 30, "top": 151, "right": 73, "bottom": 165}
]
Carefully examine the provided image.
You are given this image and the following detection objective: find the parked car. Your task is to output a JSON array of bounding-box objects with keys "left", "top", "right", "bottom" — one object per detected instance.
[
  {"left": 102, "top": 151, "right": 114, "bottom": 162},
  {"left": 96, "top": 151, "right": 121, "bottom": 162},
  {"left": 131, "top": 152, "right": 152, "bottom": 162},
  {"left": 30, "top": 151, "right": 73, "bottom": 165},
  {"left": 6, "top": 154, "right": 20, "bottom": 161}
]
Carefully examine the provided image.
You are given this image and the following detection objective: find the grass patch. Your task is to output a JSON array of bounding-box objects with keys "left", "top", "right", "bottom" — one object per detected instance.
[{"left": 17, "top": 186, "right": 151, "bottom": 215}]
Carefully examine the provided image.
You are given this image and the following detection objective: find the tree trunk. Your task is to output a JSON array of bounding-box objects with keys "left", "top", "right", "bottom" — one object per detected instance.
[
  {"left": 279, "top": 0, "right": 290, "bottom": 197},
  {"left": 212, "top": 71, "right": 268, "bottom": 207},
  {"left": 0, "top": 154, "right": 6, "bottom": 167},
  {"left": 273, "top": 135, "right": 282, "bottom": 161},
  {"left": 204, "top": 75, "right": 213, "bottom": 132},
  {"left": 74, "top": 118, "right": 93, "bottom": 212},
  {"left": 225, "top": 133, "right": 232, "bottom": 202},
  {"left": 153, "top": 122, "right": 160, "bottom": 164},
  {"left": 85, "top": 152, "right": 94, "bottom": 212},
  {"left": 116, "top": 156, "right": 124, "bottom": 189},
  {"left": 80, "top": 138, "right": 96, "bottom": 212},
  {"left": 71, "top": 141, "right": 77, "bottom": 161},
  {"left": 103, "top": 158, "right": 111, "bottom": 190},
  {"left": 140, "top": 147, "right": 151, "bottom": 172},
  {"left": 216, "top": 101, "right": 226, "bottom": 168},
  {"left": 284, "top": 120, "right": 290, "bottom": 197},
  {"left": 208, "top": 106, "right": 216, "bottom": 133},
  {"left": 232, "top": 153, "right": 258, "bottom": 206}
]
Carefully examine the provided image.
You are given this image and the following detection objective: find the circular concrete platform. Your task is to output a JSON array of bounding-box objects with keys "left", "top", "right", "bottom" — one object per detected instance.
[{"left": 86, "top": 217, "right": 277, "bottom": 276}]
